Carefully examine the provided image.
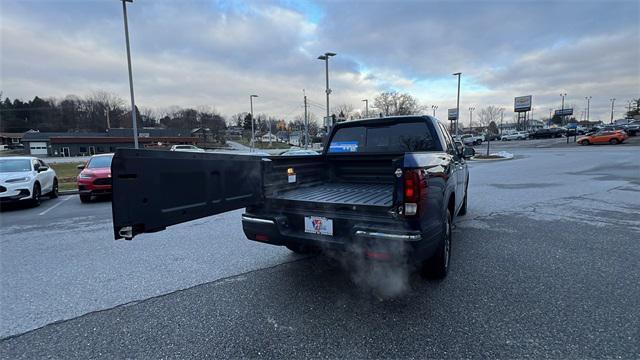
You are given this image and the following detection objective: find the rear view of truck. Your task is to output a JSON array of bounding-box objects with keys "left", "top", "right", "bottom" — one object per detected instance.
[{"left": 111, "top": 115, "right": 470, "bottom": 278}]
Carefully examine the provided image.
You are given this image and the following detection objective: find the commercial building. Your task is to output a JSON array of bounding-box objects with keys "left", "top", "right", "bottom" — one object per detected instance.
[{"left": 21, "top": 128, "right": 196, "bottom": 157}]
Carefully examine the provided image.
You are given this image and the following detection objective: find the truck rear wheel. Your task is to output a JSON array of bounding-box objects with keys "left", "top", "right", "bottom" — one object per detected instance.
[{"left": 421, "top": 208, "right": 451, "bottom": 279}]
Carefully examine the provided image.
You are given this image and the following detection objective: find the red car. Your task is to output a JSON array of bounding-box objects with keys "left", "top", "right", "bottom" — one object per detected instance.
[{"left": 77, "top": 153, "right": 113, "bottom": 203}]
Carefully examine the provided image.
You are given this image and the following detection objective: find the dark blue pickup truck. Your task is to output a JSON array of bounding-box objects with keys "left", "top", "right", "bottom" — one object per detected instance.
[{"left": 111, "top": 115, "right": 474, "bottom": 278}]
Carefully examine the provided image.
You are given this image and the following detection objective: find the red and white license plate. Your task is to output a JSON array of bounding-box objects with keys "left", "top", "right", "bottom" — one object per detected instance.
[{"left": 304, "top": 216, "right": 333, "bottom": 236}]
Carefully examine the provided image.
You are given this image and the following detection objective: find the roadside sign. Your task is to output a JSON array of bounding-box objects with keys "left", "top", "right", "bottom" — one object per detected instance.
[
  {"left": 554, "top": 108, "right": 573, "bottom": 116},
  {"left": 514, "top": 95, "right": 532, "bottom": 112},
  {"left": 448, "top": 108, "right": 458, "bottom": 120}
]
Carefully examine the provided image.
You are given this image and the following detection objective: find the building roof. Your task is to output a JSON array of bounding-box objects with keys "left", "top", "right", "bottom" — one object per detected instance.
[
  {"left": 0, "top": 132, "right": 26, "bottom": 138},
  {"left": 21, "top": 128, "right": 192, "bottom": 141},
  {"left": 49, "top": 136, "right": 197, "bottom": 144}
]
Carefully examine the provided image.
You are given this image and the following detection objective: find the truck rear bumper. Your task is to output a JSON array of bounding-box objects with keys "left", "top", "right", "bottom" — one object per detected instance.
[{"left": 241, "top": 212, "right": 440, "bottom": 263}]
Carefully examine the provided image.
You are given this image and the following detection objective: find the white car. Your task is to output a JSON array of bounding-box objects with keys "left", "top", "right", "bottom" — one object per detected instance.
[
  {"left": 0, "top": 157, "right": 58, "bottom": 206},
  {"left": 501, "top": 131, "right": 528, "bottom": 141},
  {"left": 455, "top": 134, "right": 484, "bottom": 146},
  {"left": 170, "top": 145, "right": 206, "bottom": 152}
]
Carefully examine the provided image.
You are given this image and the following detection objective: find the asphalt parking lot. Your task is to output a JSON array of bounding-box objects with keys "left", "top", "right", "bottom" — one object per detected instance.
[{"left": 1, "top": 144, "right": 639, "bottom": 358}]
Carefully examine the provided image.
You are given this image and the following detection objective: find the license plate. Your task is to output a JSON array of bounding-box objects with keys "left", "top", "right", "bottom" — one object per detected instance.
[{"left": 304, "top": 216, "right": 333, "bottom": 236}]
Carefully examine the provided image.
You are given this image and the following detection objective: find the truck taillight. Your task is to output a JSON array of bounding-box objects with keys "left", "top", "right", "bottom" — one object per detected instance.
[{"left": 403, "top": 169, "right": 424, "bottom": 216}]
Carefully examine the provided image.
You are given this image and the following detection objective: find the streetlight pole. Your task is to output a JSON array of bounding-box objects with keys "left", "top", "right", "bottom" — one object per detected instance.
[
  {"left": 250, "top": 94, "right": 258, "bottom": 151},
  {"left": 500, "top": 108, "right": 504, "bottom": 135},
  {"left": 610, "top": 98, "right": 615, "bottom": 124},
  {"left": 318, "top": 52, "right": 336, "bottom": 130},
  {"left": 362, "top": 99, "right": 368, "bottom": 117},
  {"left": 120, "top": 0, "right": 139, "bottom": 149},
  {"left": 585, "top": 96, "right": 591, "bottom": 124},
  {"left": 453, "top": 72, "right": 461, "bottom": 135},
  {"left": 432, "top": 105, "right": 438, "bottom": 117},
  {"left": 560, "top": 93, "right": 567, "bottom": 143},
  {"left": 468, "top": 106, "right": 475, "bottom": 131}
]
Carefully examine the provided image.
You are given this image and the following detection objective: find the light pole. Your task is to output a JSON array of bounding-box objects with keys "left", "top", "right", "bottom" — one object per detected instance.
[
  {"left": 585, "top": 96, "right": 592, "bottom": 124},
  {"left": 468, "top": 106, "right": 475, "bottom": 131},
  {"left": 453, "top": 72, "right": 461, "bottom": 135},
  {"left": 362, "top": 99, "right": 369, "bottom": 117},
  {"left": 431, "top": 105, "right": 438, "bottom": 117},
  {"left": 560, "top": 93, "right": 568, "bottom": 143},
  {"left": 318, "top": 52, "right": 336, "bottom": 130},
  {"left": 500, "top": 107, "right": 504, "bottom": 135},
  {"left": 250, "top": 94, "right": 258, "bottom": 151},
  {"left": 610, "top": 98, "right": 615, "bottom": 124},
  {"left": 120, "top": 0, "right": 139, "bottom": 148}
]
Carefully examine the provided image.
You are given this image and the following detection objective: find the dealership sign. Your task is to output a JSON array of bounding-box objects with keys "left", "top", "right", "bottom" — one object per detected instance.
[
  {"left": 554, "top": 108, "right": 574, "bottom": 116},
  {"left": 514, "top": 95, "right": 532, "bottom": 112},
  {"left": 448, "top": 108, "right": 458, "bottom": 120}
]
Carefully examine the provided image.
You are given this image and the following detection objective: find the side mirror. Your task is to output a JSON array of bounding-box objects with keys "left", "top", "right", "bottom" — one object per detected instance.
[
  {"left": 463, "top": 147, "right": 475, "bottom": 159},
  {"left": 454, "top": 141, "right": 464, "bottom": 156},
  {"left": 77, "top": 164, "right": 85, "bottom": 170},
  {"left": 37, "top": 165, "right": 49, "bottom": 172}
]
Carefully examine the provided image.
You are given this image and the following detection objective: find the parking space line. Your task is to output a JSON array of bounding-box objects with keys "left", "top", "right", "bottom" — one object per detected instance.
[{"left": 39, "top": 196, "right": 73, "bottom": 216}]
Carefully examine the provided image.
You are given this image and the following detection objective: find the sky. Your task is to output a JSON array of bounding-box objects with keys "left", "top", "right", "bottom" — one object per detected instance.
[{"left": 1, "top": 0, "right": 639, "bottom": 123}]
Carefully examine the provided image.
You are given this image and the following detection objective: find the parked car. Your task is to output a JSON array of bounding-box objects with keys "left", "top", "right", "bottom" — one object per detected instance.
[
  {"left": 170, "top": 145, "right": 205, "bottom": 152},
  {"left": 111, "top": 116, "right": 475, "bottom": 279},
  {"left": 280, "top": 149, "right": 320, "bottom": 156},
  {"left": 501, "top": 131, "right": 528, "bottom": 141},
  {"left": 455, "top": 134, "right": 483, "bottom": 145},
  {"left": 530, "top": 129, "right": 557, "bottom": 139},
  {"left": 77, "top": 153, "right": 113, "bottom": 203},
  {"left": 0, "top": 157, "right": 58, "bottom": 206},
  {"left": 577, "top": 131, "right": 628, "bottom": 145}
]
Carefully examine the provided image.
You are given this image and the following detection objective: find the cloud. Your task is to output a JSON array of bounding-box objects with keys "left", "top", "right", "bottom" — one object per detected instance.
[{"left": 1, "top": 0, "right": 638, "bottom": 122}]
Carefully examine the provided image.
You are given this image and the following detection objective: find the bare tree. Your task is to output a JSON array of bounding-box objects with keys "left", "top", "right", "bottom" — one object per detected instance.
[
  {"left": 373, "top": 91, "right": 422, "bottom": 116},
  {"left": 477, "top": 106, "right": 501, "bottom": 128},
  {"left": 332, "top": 103, "right": 354, "bottom": 119}
]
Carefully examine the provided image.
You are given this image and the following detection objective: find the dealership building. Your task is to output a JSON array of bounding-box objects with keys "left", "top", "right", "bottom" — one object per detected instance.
[{"left": 21, "top": 128, "right": 196, "bottom": 157}]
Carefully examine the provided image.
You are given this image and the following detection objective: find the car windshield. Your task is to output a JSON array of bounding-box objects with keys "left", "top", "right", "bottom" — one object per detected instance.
[
  {"left": 87, "top": 156, "right": 113, "bottom": 169},
  {"left": 328, "top": 121, "right": 439, "bottom": 153},
  {"left": 0, "top": 159, "right": 31, "bottom": 172}
]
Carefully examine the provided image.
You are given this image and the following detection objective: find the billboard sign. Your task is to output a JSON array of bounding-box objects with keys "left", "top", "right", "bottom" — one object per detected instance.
[
  {"left": 554, "top": 108, "right": 574, "bottom": 116},
  {"left": 514, "top": 95, "right": 532, "bottom": 112},
  {"left": 448, "top": 108, "right": 458, "bottom": 120}
]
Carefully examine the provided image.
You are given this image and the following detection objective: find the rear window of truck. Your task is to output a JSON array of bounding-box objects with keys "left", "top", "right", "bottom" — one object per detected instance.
[{"left": 328, "top": 121, "right": 440, "bottom": 153}]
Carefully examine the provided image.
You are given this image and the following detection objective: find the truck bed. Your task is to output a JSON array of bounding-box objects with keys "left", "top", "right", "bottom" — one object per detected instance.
[{"left": 268, "top": 182, "right": 393, "bottom": 207}]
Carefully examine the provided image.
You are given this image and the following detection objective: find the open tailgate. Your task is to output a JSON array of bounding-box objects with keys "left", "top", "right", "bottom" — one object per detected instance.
[{"left": 111, "top": 148, "right": 264, "bottom": 240}]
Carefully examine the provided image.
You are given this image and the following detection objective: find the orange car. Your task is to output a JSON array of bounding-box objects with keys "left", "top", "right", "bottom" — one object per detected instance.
[{"left": 577, "top": 130, "right": 628, "bottom": 145}]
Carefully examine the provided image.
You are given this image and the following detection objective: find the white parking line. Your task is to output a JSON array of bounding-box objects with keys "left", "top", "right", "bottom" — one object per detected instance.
[{"left": 38, "top": 196, "right": 72, "bottom": 216}]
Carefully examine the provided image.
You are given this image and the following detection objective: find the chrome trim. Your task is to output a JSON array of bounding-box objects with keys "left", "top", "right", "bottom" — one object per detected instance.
[
  {"left": 354, "top": 230, "right": 421, "bottom": 241},
  {"left": 241, "top": 215, "right": 275, "bottom": 225}
]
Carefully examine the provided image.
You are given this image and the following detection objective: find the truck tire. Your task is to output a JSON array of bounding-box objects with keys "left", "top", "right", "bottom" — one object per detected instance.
[
  {"left": 458, "top": 189, "right": 468, "bottom": 216},
  {"left": 421, "top": 208, "right": 451, "bottom": 279}
]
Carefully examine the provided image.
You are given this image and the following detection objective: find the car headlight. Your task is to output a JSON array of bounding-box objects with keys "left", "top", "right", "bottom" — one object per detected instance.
[
  {"left": 79, "top": 173, "right": 93, "bottom": 179},
  {"left": 5, "top": 177, "right": 31, "bottom": 183}
]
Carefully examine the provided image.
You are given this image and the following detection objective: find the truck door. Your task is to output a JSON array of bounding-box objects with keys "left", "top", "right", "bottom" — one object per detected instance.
[{"left": 111, "top": 148, "right": 264, "bottom": 240}]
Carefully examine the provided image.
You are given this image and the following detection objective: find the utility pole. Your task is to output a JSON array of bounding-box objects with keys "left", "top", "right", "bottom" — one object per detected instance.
[
  {"left": 250, "top": 94, "right": 258, "bottom": 151},
  {"left": 560, "top": 93, "right": 568, "bottom": 144},
  {"left": 585, "top": 96, "right": 591, "bottom": 124},
  {"left": 500, "top": 108, "right": 504, "bottom": 135},
  {"left": 610, "top": 98, "right": 616, "bottom": 124},
  {"left": 432, "top": 105, "right": 438, "bottom": 117},
  {"left": 304, "top": 90, "right": 309, "bottom": 149},
  {"left": 105, "top": 108, "right": 111, "bottom": 129},
  {"left": 453, "top": 72, "right": 462, "bottom": 135},
  {"left": 318, "top": 52, "right": 336, "bottom": 130},
  {"left": 362, "top": 99, "right": 368, "bottom": 117},
  {"left": 468, "top": 107, "right": 475, "bottom": 131},
  {"left": 120, "top": 0, "right": 139, "bottom": 148}
]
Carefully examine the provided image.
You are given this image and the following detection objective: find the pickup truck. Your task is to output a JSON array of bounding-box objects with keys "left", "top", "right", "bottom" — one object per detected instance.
[{"left": 111, "top": 116, "right": 475, "bottom": 278}]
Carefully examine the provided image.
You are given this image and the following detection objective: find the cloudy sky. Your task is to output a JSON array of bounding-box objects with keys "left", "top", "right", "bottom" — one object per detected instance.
[{"left": 1, "top": 0, "right": 639, "bottom": 123}]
